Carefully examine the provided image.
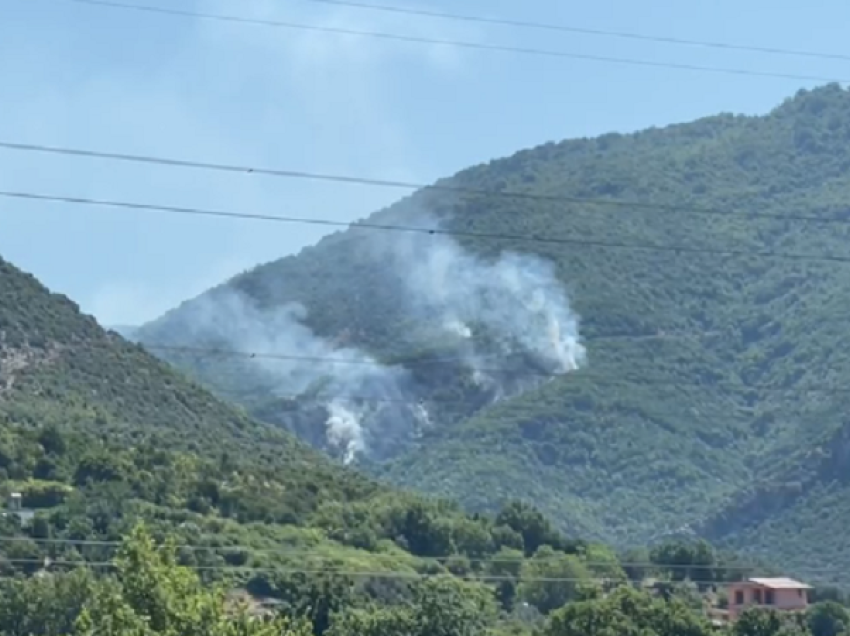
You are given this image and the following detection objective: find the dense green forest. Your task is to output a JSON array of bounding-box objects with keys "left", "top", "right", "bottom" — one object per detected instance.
[
  {"left": 5, "top": 233, "right": 850, "bottom": 634},
  {"left": 4, "top": 249, "right": 816, "bottom": 634},
  {"left": 0, "top": 419, "right": 782, "bottom": 635},
  {"left": 136, "top": 84, "right": 850, "bottom": 574},
  {"left": 9, "top": 523, "right": 850, "bottom": 636}
]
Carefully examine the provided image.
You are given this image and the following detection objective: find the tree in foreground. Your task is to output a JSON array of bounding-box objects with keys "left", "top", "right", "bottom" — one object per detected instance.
[
  {"left": 71, "top": 523, "right": 310, "bottom": 636},
  {"left": 329, "top": 575, "right": 496, "bottom": 636},
  {"left": 543, "top": 585, "right": 713, "bottom": 636}
]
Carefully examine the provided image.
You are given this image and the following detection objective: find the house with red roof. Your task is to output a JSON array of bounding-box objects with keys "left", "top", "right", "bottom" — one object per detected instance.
[{"left": 726, "top": 577, "right": 811, "bottom": 621}]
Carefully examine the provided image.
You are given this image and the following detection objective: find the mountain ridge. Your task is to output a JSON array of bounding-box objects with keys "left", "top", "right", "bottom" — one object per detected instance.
[{"left": 136, "top": 83, "right": 850, "bottom": 572}]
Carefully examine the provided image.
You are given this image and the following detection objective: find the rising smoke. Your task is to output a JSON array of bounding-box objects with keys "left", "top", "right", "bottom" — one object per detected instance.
[
  {"left": 391, "top": 226, "right": 585, "bottom": 375},
  {"left": 145, "top": 212, "right": 585, "bottom": 464}
]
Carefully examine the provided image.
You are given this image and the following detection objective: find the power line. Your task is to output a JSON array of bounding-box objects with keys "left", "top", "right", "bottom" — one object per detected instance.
[
  {"left": 2, "top": 141, "right": 849, "bottom": 226},
  {"left": 0, "top": 554, "right": 787, "bottom": 577},
  {"left": 0, "top": 538, "right": 786, "bottom": 576},
  {"left": 132, "top": 342, "right": 688, "bottom": 379},
  {"left": 298, "top": 0, "right": 850, "bottom": 63},
  {"left": 141, "top": 330, "right": 717, "bottom": 370},
  {"left": 0, "top": 536, "right": 817, "bottom": 573},
  {"left": 5, "top": 189, "right": 850, "bottom": 265},
  {"left": 142, "top": 343, "right": 850, "bottom": 396},
  {"left": 52, "top": 0, "right": 849, "bottom": 83},
  {"left": 70, "top": 339, "right": 850, "bottom": 400},
  {"left": 2, "top": 557, "right": 772, "bottom": 584},
  {"left": 141, "top": 343, "right": 686, "bottom": 381}
]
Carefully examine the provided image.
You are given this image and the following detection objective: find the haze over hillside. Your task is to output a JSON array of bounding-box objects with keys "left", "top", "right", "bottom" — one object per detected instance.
[
  {"left": 140, "top": 220, "right": 586, "bottom": 463},
  {"left": 138, "top": 84, "right": 850, "bottom": 575}
]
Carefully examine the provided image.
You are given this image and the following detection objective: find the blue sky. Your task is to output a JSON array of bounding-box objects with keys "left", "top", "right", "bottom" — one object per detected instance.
[{"left": 0, "top": 0, "right": 847, "bottom": 326}]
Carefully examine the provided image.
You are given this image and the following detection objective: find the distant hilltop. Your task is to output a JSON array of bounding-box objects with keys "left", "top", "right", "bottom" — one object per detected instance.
[{"left": 108, "top": 324, "right": 140, "bottom": 341}]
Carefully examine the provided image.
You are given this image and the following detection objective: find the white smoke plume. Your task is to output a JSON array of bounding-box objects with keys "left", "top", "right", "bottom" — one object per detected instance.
[
  {"left": 364, "top": 211, "right": 586, "bottom": 380},
  {"left": 148, "top": 290, "right": 417, "bottom": 463},
  {"left": 144, "top": 212, "right": 585, "bottom": 463},
  {"left": 325, "top": 400, "right": 366, "bottom": 464}
]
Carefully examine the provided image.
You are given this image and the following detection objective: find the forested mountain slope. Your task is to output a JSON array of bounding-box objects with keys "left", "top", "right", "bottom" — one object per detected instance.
[
  {"left": 137, "top": 84, "right": 850, "bottom": 566},
  {"left": 0, "top": 255, "right": 317, "bottom": 467},
  {"left": 0, "top": 253, "right": 390, "bottom": 506},
  {"left": 702, "top": 416, "right": 850, "bottom": 585},
  {"left": 3, "top": 254, "right": 785, "bottom": 636},
  {"left": 0, "top": 254, "right": 588, "bottom": 631}
]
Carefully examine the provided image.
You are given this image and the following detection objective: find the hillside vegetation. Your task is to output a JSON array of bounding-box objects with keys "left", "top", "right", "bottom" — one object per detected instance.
[
  {"left": 0, "top": 256, "right": 311, "bottom": 466},
  {"left": 137, "top": 84, "right": 850, "bottom": 574},
  {"left": 10, "top": 523, "right": 850, "bottom": 636},
  {"left": 2, "top": 251, "right": 784, "bottom": 635},
  {"left": 0, "top": 267, "right": 847, "bottom": 636}
]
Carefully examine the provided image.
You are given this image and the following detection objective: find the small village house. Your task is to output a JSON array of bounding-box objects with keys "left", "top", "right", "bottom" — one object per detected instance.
[
  {"left": 7, "top": 492, "right": 22, "bottom": 511},
  {"left": 3, "top": 492, "right": 35, "bottom": 525},
  {"left": 727, "top": 577, "right": 811, "bottom": 621}
]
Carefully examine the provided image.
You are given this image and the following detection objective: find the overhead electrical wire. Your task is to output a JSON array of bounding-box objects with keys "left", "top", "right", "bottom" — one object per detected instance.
[
  {"left": 0, "top": 539, "right": 798, "bottom": 576},
  {"left": 135, "top": 342, "right": 702, "bottom": 381},
  {"left": 2, "top": 141, "right": 849, "bottom": 227},
  {"left": 0, "top": 535, "right": 829, "bottom": 573},
  {"left": 60, "top": 339, "right": 850, "bottom": 400},
  {"left": 49, "top": 0, "right": 849, "bottom": 83},
  {"left": 297, "top": 0, "right": 850, "bottom": 63},
  {"left": 4, "top": 188, "right": 850, "bottom": 266},
  {"left": 142, "top": 343, "right": 850, "bottom": 396},
  {"left": 0, "top": 538, "right": 833, "bottom": 581},
  {"left": 0, "top": 557, "right": 782, "bottom": 584},
  {"left": 0, "top": 536, "right": 820, "bottom": 572},
  {"left": 138, "top": 331, "right": 719, "bottom": 370}
]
